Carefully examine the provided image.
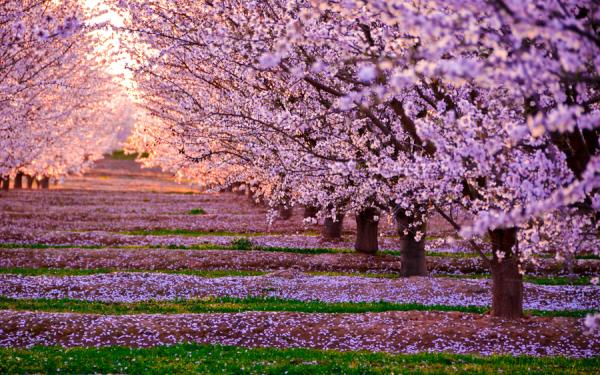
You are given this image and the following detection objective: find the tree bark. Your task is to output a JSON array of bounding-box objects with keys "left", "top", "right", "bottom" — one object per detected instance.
[
  {"left": 39, "top": 176, "right": 50, "bottom": 189},
  {"left": 303, "top": 205, "right": 318, "bottom": 219},
  {"left": 277, "top": 205, "right": 293, "bottom": 220},
  {"left": 354, "top": 208, "right": 379, "bottom": 254},
  {"left": 489, "top": 227, "right": 523, "bottom": 319},
  {"left": 322, "top": 213, "right": 344, "bottom": 240},
  {"left": 14, "top": 172, "right": 24, "bottom": 189},
  {"left": 235, "top": 184, "right": 246, "bottom": 195},
  {"left": 26, "top": 175, "right": 35, "bottom": 189},
  {"left": 1, "top": 176, "right": 9, "bottom": 191},
  {"left": 395, "top": 208, "right": 428, "bottom": 277}
]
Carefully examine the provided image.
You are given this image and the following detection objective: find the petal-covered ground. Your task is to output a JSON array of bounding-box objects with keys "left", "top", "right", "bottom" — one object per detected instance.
[
  {"left": 1, "top": 310, "right": 598, "bottom": 358},
  {"left": 0, "top": 272, "right": 598, "bottom": 311},
  {"left": 0, "top": 157, "right": 598, "bottom": 362},
  {"left": 1, "top": 247, "right": 597, "bottom": 276}
]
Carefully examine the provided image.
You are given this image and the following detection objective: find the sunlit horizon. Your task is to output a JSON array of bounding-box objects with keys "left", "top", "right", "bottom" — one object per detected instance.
[{"left": 85, "top": 0, "right": 134, "bottom": 89}]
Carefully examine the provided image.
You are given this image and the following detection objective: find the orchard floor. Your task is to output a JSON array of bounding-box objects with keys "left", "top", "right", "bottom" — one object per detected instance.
[{"left": 0, "top": 155, "right": 599, "bottom": 373}]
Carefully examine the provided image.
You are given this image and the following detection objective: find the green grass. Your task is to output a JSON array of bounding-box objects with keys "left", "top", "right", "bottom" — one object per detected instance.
[
  {"left": 231, "top": 237, "right": 253, "bottom": 250},
  {"left": 158, "top": 242, "right": 349, "bottom": 255},
  {"left": 0, "top": 266, "right": 593, "bottom": 286},
  {"left": 4, "top": 242, "right": 596, "bottom": 264},
  {"left": 0, "top": 242, "right": 344, "bottom": 254},
  {"left": 106, "top": 150, "right": 149, "bottom": 160},
  {"left": 434, "top": 273, "right": 594, "bottom": 286},
  {"left": 525, "top": 275, "right": 593, "bottom": 286},
  {"left": 2, "top": 344, "right": 598, "bottom": 375},
  {"left": 158, "top": 239, "right": 346, "bottom": 254},
  {"left": 577, "top": 254, "right": 600, "bottom": 260},
  {"left": 187, "top": 208, "right": 206, "bottom": 215},
  {"left": 0, "top": 296, "right": 593, "bottom": 318}
]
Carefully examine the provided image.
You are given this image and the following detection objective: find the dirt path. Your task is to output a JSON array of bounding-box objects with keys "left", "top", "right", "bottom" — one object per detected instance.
[
  {"left": 0, "top": 310, "right": 597, "bottom": 357},
  {"left": 0, "top": 158, "right": 458, "bottom": 239},
  {"left": 0, "top": 156, "right": 598, "bottom": 358}
]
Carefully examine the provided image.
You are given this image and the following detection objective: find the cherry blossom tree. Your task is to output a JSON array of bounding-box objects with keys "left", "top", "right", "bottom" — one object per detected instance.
[
  {"left": 295, "top": 0, "right": 600, "bottom": 317},
  {"left": 118, "top": 0, "right": 434, "bottom": 270},
  {"left": 1, "top": 0, "right": 129, "bottom": 189},
  {"left": 118, "top": 0, "right": 599, "bottom": 318}
]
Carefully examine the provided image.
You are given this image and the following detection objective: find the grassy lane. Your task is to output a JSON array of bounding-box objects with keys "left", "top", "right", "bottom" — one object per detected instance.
[
  {"left": 1, "top": 344, "right": 598, "bottom": 374},
  {"left": 0, "top": 297, "right": 594, "bottom": 318}
]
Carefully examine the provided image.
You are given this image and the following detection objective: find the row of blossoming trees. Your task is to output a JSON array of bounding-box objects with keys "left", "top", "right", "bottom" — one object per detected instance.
[
  {"left": 117, "top": 0, "right": 599, "bottom": 320},
  {"left": 0, "top": 0, "right": 131, "bottom": 190}
]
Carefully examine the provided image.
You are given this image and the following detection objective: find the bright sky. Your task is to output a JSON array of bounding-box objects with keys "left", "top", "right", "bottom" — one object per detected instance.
[{"left": 84, "top": 0, "right": 133, "bottom": 87}]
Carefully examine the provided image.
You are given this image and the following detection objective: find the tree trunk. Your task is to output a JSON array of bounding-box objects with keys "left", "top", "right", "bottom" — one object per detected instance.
[
  {"left": 39, "top": 176, "right": 50, "bottom": 189},
  {"left": 234, "top": 183, "right": 246, "bottom": 195},
  {"left": 395, "top": 208, "right": 428, "bottom": 277},
  {"left": 26, "top": 175, "right": 35, "bottom": 189},
  {"left": 14, "top": 172, "right": 24, "bottom": 189},
  {"left": 489, "top": 227, "right": 523, "bottom": 319},
  {"left": 322, "top": 213, "right": 344, "bottom": 240},
  {"left": 303, "top": 206, "right": 318, "bottom": 219},
  {"left": 1, "top": 176, "right": 9, "bottom": 191},
  {"left": 354, "top": 208, "right": 379, "bottom": 254},
  {"left": 277, "top": 205, "right": 293, "bottom": 220}
]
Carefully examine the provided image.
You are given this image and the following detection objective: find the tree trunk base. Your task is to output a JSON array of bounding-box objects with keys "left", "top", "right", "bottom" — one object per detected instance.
[
  {"left": 26, "top": 175, "right": 35, "bottom": 189},
  {"left": 277, "top": 205, "right": 293, "bottom": 220},
  {"left": 1, "top": 176, "right": 9, "bottom": 191},
  {"left": 489, "top": 228, "right": 523, "bottom": 319},
  {"left": 396, "top": 209, "right": 428, "bottom": 277},
  {"left": 14, "top": 172, "right": 24, "bottom": 189},
  {"left": 491, "top": 257, "right": 523, "bottom": 318},
  {"left": 303, "top": 206, "right": 318, "bottom": 219},
  {"left": 322, "top": 214, "right": 344, "bottom": 241},
  {"left": 355, "top": 208, "right": 379, "bottom": 254},
  {"left": 400, "top": 244, "right": 428, "bottom": 276},
  {"left": 39, "top": 176, "right": 50, "bottom": 189}
]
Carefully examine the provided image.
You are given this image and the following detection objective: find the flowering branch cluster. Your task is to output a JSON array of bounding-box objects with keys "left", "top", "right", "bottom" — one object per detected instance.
[
  {"left": 1, "top": 0, "right": 132, "bottom": 180},
  {"left": 119, "top": 0, "right": 599, "bottom": 262}
]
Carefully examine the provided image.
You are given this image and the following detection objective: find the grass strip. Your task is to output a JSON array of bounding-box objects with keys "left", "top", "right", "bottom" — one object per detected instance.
[
  {"left": 0, "top": 242, "right": 475, "bottom": 256},
  {"left": 432, "top": 273, "right": 594, "bottom": 286},
  {"left": 3, "top": 242, "right": 598, "bottom": 260},
  {"left": 1, "top": 343, "right": 599, "bottom": 375},
  {"left": 0, "top": 266, "right": 594, "bottom": 286},
  {"left": 310, "top": 271, "right": 594, "bottom": 286},
  {"left": 0, "top": 296, "right": 594, "bottom": 318},
  {"left": 0, "top": 241, "right": 352, "bottom": 254},
  {"left": 106, "top": 150, "right": 148, "bottom": 160}
]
